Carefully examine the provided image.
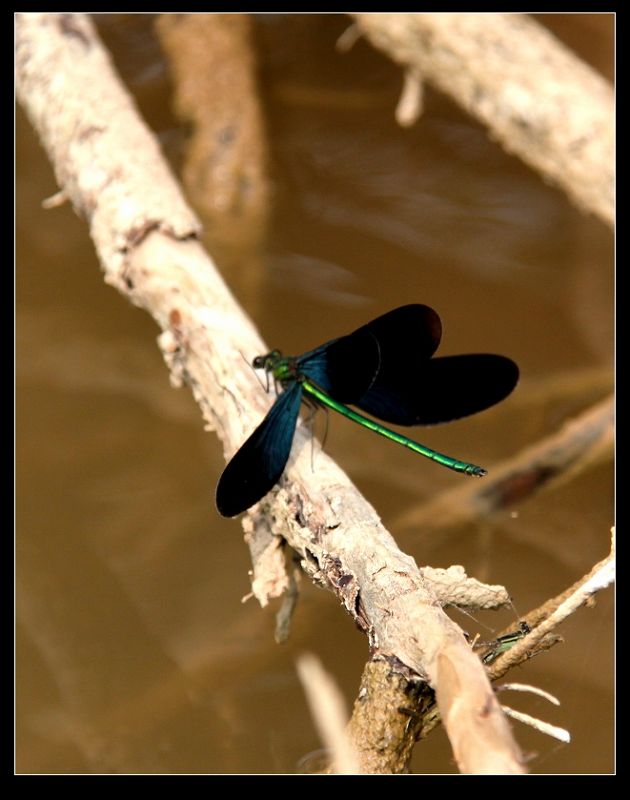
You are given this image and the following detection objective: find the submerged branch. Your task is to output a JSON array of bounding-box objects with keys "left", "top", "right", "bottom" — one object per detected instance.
[
  {"left": 395, "top": 395, "right": 613, "bottom": 531},
  {"left": 155, "top": 14, "right": 270, "bottom": 258}
]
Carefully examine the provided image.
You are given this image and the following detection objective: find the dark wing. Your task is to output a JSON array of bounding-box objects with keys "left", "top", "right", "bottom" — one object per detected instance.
[
  {"left": 355, "top": 354, "right": 519, "bottom": 425},
  {"left": 216, "top": 384, "right": 303, "bottom": 517},
  {"left": 299, "top": 304, "right": 442, "bottom": 404},
  {"left": 296, "top": 334, "right": 379, "bottom": 403}
]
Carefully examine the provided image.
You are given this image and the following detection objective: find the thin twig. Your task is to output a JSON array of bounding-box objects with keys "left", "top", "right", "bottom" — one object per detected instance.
[
  {"left": 486, "top": 534, "right": 615, "bottom": 679},
  {"left": 395, "top": 67, "right": 424, "bottom": 127},
  {"left": 416, "top": 537, "right": 613, "bottom": 740},
  {"left": 496, "top": 683, "right": 561, "bottom": 705},
  {"left": 501, "top": 706, "right": 571, "bottom": 744}
]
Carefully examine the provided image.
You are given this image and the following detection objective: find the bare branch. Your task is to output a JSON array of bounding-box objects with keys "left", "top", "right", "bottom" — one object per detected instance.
[
  {"left": 16, "top": 13, "right": 525, "bottom": 774},
  {"left": 154, "top": 14, "right": 270, "bottom": 253},
  {"left": 346, "top": 659, "right": 430, "bottom": 774},
  {"left": 395, "top": 68, "right": 424, "bottom": 127},
  {"left": 336, "top": 23, "right": 362, "bottom": 53},
  {"left": 351, "top": 13, "right": 613, "bottom": 226},
  {"left": 399, "top": 534, "right": 614, "bottom": 743},
  {"left": 497, "top": 683, "right": 561, "bottom": 705},
  {"left": 422, "top": 565, "right": 511, "bottom": 611},
  {"left": 501, "top": 706, "right": 571, "bottom": 744},
  {"left": 486, "top": 533, "right": 615, "bottom": 679}
]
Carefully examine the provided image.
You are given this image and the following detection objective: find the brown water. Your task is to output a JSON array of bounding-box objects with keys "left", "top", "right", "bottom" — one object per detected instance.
[{"left": 16, "top": 14, "right": 614, "bottom": 774}]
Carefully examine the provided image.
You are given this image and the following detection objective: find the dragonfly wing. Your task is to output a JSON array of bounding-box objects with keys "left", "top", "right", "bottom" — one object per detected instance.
[
  {"left": 216, "top": 383, "right": 303, "bottom": 517},
  {"left": 355, "top": 354, "right": 519, "bottom": 425},
  {"left": 298, "top": 334, "right": 379, "bottom": 403},
  {"left": 299, "top": 304, "right": 442, "bottom": 404},
  {"left": 350, "top": 304, "right": 442, "bottom": 362}
]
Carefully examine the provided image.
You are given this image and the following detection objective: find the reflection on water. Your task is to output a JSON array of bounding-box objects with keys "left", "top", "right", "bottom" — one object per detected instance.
[{"left": 17, "top": 14, "right": 613, "bottom": 774}]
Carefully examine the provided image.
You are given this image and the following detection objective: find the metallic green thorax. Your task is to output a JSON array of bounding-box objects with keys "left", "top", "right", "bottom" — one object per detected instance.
[
  {"left": 252, "top": 351, "right": 487, "bottom": 478},
  {"left": 482, "top": 622, "right": 531, "bottom": 664},
  {"left": 253, "top": 351, "right": 298, "bottom": 385}
]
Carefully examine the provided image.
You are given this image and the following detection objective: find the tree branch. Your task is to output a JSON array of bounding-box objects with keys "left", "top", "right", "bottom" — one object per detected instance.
[
  {"left": 154, "top": 14, "right": 270, "bottom": 256},
  {"left": 16, "top": 12, "right": 525, "bottom": 773},
  {"left": 350, "top": 13, "right": 613, "bottom": 226},
  {"left": 486, "top": 533, "right": 615, "bottom": 680}
]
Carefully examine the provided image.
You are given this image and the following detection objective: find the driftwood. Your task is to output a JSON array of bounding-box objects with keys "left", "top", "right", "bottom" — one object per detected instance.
[
  {"left": 16, "top": 13, "right": 613, "bottom": 774},
  {"left": 16, "top": 13, "right": 527, "bottom": 774},
  {"left": 401, "top": 536, "right": 615, "bottom": 744},
  {"left": 350, "top": 13, "right": 613, "bottom": 227}
]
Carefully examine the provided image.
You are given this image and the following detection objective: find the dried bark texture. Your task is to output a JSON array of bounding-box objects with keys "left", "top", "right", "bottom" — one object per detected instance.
[
  {"left": 16, "top": 13, "right": 525, "bottom": 774},
  {"left": 369, "top": 539, "right": 615, "bottom": 753},
  {"left": 351, "top": 13, "right": 613, "bottom": 227},
  {"left": 155, "top": 14, "right": 269, "bottom": 248},
  {"left": 346, "top": 660, "right": 430, "bottom": 774},
  {"left": 15, "top": 14, "right": 201, "bottom": 289}
]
